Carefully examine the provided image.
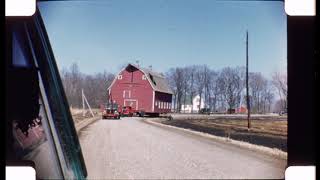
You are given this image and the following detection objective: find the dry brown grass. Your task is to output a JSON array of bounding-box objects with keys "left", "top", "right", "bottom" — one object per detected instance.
[
  {"left": 194, "top": 118, "right": 287, "bottom": 136},
  {"left": 161, "top": 115, "right": 287, "bottom": 151},
  {"left": 70, "top": 108, "right": 100, "bottom": 124},
  {"left": 166, "top": 114, "right": 287, "bottom": 136}
]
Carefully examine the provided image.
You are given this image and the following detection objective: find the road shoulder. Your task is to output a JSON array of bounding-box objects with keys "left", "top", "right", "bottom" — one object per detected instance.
[
  {"left": 75, "top": 116, "right": 101, "bottom": 133},
  {"left": 143, "top": 118, "right": 287, "bottom": 160}
]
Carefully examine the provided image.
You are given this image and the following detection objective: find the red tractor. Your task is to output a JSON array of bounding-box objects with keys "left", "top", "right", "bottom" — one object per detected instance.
[
  {"left": 101, "top": 103, "right": 121, "bottom": 119},
  {"left": 121, "top": 106, "right": 135, "bottom": 117}
]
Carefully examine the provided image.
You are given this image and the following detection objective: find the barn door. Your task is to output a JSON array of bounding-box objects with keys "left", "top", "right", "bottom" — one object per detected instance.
[{"left": 124, "top": 99, "right": 138, "bottom": 110}]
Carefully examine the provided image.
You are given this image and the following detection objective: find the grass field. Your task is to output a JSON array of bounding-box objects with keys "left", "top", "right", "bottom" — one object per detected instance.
[
  {"left": 70, "top": 108, "right": 100, "bottom": 124},
  {"left": 159, "top": 114, "right": 287, "bottom": 151}
]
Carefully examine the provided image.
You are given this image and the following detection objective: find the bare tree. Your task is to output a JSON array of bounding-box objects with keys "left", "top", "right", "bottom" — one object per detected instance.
[
  {"left": 165, "top": 68, "right": 184, "bottom": 112},
  {"left": 261, "top": 83, "right": 274, "bottom": 113},
  {"left": 203, "top": 65, "right": 211, "bottom": 109},
  {"left": 181, "top": 67, "right": 190, "bottom": 113},
  {"left": 207, "top": 69, "right": 219, "bottom": 112},
  {"left": 194, "top": 65, "right": 207, "bottom": 112},
  {"left": 272, "top": 99, "right": 286, "bottom": 113},
  {"left": 249, "top": 72, "right": 268, "bottom": 113},
  {"left": 60, "top": 62, "right": 84, "bottom": 108},
  {"left": 61, "top": 63, "right": 114, "bottom": 108},
  {"left": 218, "top": 67, "right": 244, "bottom": 112},
  {"left": 272, "top": 71, "right": 287, "bottom": 111},
  {"left": 188, "top": 66, "right": 197, "bottom": 113},
  {"left": 174, "top": 68, "right": 185, "bottom": 112}
]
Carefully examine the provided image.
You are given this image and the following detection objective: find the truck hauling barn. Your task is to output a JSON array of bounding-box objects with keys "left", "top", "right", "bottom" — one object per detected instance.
[{"left": 107, "top": 64, "right": 173, "bottom": 117}]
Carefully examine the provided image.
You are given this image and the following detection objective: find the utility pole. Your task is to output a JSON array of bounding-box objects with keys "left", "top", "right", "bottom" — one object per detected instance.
[
  {"left": 82, "top": 89, "right": 95, "bottom": 117},
  {"left": 82, "top": 89, "right": 85, "bottom": 117},
  {"left": 246, "top": 30, "right": 251, "bottom": 129}
]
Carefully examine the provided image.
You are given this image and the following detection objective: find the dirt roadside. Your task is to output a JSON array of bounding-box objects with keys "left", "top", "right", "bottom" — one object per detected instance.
[
  {"left": 144, "top": 115, "right": 287, "bottom": 159},
  {"left": 70, "top": 108, "right": 101, "bottom": 133}
]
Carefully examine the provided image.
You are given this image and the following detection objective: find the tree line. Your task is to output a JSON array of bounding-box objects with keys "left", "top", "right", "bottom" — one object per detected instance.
[
  {"left": 165, "top": 65, "right": 287, "bottom": 114},
  {"left": 60, "top": 63, "right": 114, "bottom": 109},
  {"left": 60, "top": 63, "right": 287, "bottom": 113}
]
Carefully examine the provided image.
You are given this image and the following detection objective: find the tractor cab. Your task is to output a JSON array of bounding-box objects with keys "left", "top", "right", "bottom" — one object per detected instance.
[{"left": 102, "top": 103, "right": 121, "bottom": 119}]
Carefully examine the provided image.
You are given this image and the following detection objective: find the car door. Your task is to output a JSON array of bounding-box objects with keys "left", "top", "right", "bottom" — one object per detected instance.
[{"left": 6, "top": 6, "right": 87, "bottom": 179}]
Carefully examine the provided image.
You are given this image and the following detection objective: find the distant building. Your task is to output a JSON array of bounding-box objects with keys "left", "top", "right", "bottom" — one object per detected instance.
[
  {"left": 235, "top": 106, "right": 248, "bottom": 113},
  {"left": 180, "top": 95, "right": 205, "bottom": 113}
]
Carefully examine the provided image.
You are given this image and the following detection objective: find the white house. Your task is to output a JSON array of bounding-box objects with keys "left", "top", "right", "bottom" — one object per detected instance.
[{"left": 181, "top": 95, "right": 205, "bottom": 113}]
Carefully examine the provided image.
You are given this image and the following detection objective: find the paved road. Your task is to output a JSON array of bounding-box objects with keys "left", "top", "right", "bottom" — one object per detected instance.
[{"left": 79, "top": 117, "right": 286, "bottom": 179}]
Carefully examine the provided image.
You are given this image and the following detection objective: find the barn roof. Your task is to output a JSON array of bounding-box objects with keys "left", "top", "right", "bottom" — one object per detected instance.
[
  {"left": 108, "top": 64, "right": 173, "bottom": 94},
  {"left": 139, "top": 66, "right": 173, "bottom": 94}
]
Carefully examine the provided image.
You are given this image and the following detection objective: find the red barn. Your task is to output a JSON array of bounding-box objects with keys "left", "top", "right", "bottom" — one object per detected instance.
[{"left": 107, "top": 64, "right": 173, "bottom": 116}]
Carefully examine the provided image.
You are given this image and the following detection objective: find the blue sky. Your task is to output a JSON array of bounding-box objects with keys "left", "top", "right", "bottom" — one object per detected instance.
[{"left": 38, "top": 0, "right": 287, "bottom": 79}]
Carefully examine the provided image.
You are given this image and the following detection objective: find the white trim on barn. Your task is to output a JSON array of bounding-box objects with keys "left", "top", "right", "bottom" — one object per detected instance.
[
  {"left": 152, "top": 90, "right": 155, "bottom": 111},
  {"left": 107, "top": 67, "right": 126, "bottom": 91}
]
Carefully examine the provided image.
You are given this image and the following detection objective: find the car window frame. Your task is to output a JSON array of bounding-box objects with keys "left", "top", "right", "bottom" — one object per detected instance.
[{"left": 6, "top": 6, "right": 87, "bottom": 179}]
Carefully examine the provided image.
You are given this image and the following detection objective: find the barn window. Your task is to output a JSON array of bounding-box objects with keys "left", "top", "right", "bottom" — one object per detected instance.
[
  {"left": 117, "top": 75, "right": 122, "bottom": 79},
  {"left": 123, "top": 90, "right": 130, "bottom": 98},
  {"left": 142, "top": 75, "right": 146, "bottom": 80}
]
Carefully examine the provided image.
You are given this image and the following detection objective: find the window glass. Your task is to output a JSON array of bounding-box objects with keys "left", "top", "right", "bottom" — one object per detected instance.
[
  {"left": 26, "top": 15, "right": 87, "bottom": 178},
  {"left": 10, "top": 24, "right": 62, "bottom": 179},
  {"left": 12, "top": 26, "right": 32, "bottom": 68}
]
